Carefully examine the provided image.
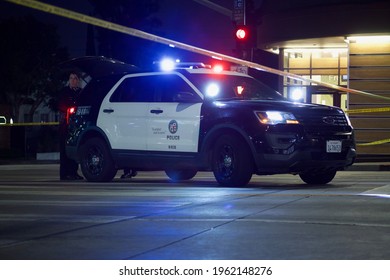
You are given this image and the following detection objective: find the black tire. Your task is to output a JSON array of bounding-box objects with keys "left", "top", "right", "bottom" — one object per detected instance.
[
  {"left": 299, "top": 170, "right": 337, "bottom": 185},
  {"left": 80, "top": 137, "right": 117, "bottom": 182},
  {"left": 212, "top": 134, "right": 253, "bottom": 187},
  {"left": 165, "top": 169, "right": 197, "bottom": 182}
]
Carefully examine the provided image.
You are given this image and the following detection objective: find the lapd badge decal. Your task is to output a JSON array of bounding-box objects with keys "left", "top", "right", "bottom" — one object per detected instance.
[{"left": 168, "top": 120, "right": 178, "bottom": 134}]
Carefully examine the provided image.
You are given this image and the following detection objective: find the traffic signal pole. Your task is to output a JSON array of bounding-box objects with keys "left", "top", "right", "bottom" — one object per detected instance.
[{"left": 233, "top": 0, "right": 246, "bottom": 25}]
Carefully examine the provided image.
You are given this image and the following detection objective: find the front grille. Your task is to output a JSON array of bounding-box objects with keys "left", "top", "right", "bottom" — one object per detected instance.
[{"left": 295, "top": 114, "right": 348, "bottom": 126}]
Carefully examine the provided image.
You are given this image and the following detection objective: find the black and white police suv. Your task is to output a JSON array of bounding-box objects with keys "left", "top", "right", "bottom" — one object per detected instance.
[{"left": 64, "top": 56, "right": 356, "bottom": 187}]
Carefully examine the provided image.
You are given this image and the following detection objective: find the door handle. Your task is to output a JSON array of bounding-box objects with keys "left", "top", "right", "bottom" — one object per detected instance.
[
  {"left": 103, "top": 109, "right": 114, "bottom": 113},
  {"left": 150, "top": 109, "right": 163, "bottom": 114}
]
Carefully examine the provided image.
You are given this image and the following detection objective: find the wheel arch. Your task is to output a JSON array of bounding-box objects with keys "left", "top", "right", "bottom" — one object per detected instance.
[
  {"left": 200, "top": 124, "right": 257, "bottom": 168},
  {"left": 75, "top": 127, "right": 112, "bottom": 160}
]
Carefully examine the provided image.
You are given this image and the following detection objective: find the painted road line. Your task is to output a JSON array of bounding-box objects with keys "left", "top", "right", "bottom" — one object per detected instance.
[{"left": 359, "top": 185, "right": 390, "bottom": 199}]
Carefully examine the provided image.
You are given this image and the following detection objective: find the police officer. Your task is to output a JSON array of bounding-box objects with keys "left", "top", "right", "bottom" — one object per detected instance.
[{"left": 58, "top": 72, "right": 83, "bottom": 180}]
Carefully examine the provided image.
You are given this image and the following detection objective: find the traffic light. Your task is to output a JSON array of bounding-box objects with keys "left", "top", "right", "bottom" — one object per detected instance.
[
  {"left": 234, "top": 25, "right": 254, "bottom": 59},
  {"left": 235, "top": 26, "right": 250, "bottom": 41}
]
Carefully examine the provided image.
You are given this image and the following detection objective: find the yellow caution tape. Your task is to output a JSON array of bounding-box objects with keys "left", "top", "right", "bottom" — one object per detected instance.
[
  {"left": 357, "top": 139, "right": 390, "bottom": 146},
  {"left": 347, "top": 107, "right": 390, "bottom": 114},
  {"left": 0, "top": 122, "right": 59, "bottom": 127},
  {"left": 347, "top": 107, "right": 390, "bottom": 146},
  {"left": 5, "top": 0, "right": 390, "bottom": 102}
]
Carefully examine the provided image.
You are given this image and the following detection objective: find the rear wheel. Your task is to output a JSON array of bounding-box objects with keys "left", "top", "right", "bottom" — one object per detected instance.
[
  {"left": 80, "top": 137, "right": 117, "bottom": 182},
  {"left": 299, "top": 170, "right": 337, "bottom": 185},
  {"left": 165, "top": 169, "right": 197, "bottom": 182},
  {"left": 212, "top": 134, "right": 253, "bottom": 187}
]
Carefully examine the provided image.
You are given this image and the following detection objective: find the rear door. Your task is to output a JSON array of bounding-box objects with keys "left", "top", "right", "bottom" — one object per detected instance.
[{"left": 97, "top": 74, "right": 154, "bottom": 150}]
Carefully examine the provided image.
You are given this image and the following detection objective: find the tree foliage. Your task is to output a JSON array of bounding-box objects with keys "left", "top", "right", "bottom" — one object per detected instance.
[
  {"left": 88, "top": 0, "right": 164, "bottom": 67},
  {"left": 0, "top": 16, "right": 68, "bottom": 121}
]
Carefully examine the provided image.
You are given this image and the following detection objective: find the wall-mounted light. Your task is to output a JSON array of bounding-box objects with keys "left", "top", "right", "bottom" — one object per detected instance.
[
  {"left": 290, "top": 87, "right": 304, "bottom": 102},
  {"left": 346, "top": 35, "right": 390, "bottom": 44}
]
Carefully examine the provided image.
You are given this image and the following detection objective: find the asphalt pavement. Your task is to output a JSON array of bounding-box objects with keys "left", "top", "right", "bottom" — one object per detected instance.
[{"left": 0, "top": 165, "right": 389, "bottom": 260}]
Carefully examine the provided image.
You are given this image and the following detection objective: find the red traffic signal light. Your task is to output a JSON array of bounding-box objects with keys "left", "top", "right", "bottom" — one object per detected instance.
[
  {"left": 236, "top": 28, "right": 247, "bottom": 40},
  {"left": 234, "top": 25, "right": 255, "bottom": 58},
  {"left": 235, "top": 26, "right": 249, "bottom": 41}
]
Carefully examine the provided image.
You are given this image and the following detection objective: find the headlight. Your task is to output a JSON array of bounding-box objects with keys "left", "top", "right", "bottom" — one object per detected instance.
[{"left": 255, "top": 111, "right": 299, "bottom": 125}]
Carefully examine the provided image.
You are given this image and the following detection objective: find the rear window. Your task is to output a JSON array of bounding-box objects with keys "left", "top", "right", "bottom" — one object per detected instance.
[{"left": 78, "top": 75, "right": 122, "bottom": 106}]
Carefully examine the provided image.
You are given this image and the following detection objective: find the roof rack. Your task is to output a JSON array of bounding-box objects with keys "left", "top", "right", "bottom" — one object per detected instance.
[
  {"left": 174, "top": 62, "right": 211, "bottom": 69},
  {"left": 152, "top": 60, "right": 212, "bottom": 71}
]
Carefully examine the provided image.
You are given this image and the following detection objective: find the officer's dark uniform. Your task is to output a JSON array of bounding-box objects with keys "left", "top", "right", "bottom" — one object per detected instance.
[{"left": 58, "top": 85, "right": 83, "bottom": 180}]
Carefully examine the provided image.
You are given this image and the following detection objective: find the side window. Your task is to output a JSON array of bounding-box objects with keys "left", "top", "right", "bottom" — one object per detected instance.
[
  {"left": 110, "top": 74, "right": 201, "bottom": 103},
  {"left": 157, "top": 74, "right": 201, "bottom": 103},
  {"left": 110, "top": 76, "right": 155, "bottom": 102}
]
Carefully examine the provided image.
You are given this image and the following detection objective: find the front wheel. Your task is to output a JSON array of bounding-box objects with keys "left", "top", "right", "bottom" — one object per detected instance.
[
  {"left": 299, "top": 170, "right": 337, "bottom": 185},
  {"left": 165, "top": 169, "right": 197, "bottom": 182},
  {"left": 212, "top": 134, "right": 253, "bottom": 187},
  {"left": 80, "top": 137, "right": 117, "bottom": 182}
]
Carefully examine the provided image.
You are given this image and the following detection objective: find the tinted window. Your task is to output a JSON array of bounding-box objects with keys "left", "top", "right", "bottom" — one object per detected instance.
[
  {"left": 156, "top": 74, "right": 200, "bottom": 102},
  {"left": 110, "top": 76, "right": 155, "bottom": 102},
  {"left": 110, "top": 74, "right": 200, "bottom": 103},
  {"left": 78, "top": 75, "right": 121, "bottom": 106}
]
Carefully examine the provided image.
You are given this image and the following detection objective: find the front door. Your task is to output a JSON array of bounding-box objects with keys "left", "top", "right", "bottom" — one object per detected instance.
[{"left": 146, "top": 74, "right": 203, "bottom": 152}]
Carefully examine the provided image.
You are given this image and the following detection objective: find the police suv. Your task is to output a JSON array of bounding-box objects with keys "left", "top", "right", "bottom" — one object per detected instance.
[{"left": 64, "top": 56, "right": 356, "bottom": 187}]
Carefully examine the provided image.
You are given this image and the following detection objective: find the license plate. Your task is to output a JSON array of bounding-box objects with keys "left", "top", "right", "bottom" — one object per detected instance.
[{"left": 326, "top": 140, "right": 342, "bottom": 153}]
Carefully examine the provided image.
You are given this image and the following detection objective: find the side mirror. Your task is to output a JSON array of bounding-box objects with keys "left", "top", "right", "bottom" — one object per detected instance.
[{"left": 173, "top": 92, "right": 197, "bottom": 103}]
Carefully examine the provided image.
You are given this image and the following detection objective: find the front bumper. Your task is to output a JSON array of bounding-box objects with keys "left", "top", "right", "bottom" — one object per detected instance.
[
  {"left": 252, "top": 125, "right": 356, "bottom": 174},
  {"left": 255, "top": 146, "right": 356, "bottom": 175}
]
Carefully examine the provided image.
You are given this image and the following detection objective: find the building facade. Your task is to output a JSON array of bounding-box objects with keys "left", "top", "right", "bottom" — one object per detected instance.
[{"left": 255, "top": 0, "right": 390, "bottom": 158}]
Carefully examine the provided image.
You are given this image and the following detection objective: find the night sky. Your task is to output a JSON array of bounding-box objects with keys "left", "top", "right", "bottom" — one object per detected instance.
[{"left": 0, "top": 0, "right": 250, "bottom": 60}]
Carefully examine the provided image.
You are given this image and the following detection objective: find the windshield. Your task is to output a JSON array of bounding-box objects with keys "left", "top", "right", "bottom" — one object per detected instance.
[{"left": 188, "top": 73, "right": 285, "bottom": 101}]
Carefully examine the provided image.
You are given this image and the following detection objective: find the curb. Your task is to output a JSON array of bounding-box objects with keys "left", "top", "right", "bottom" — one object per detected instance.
[
  {"left": 346, "top": 163, "right": 390, "bottom": 171},
  {"left": 0, "top": 161, "right": 389, "bottom": 171}
]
